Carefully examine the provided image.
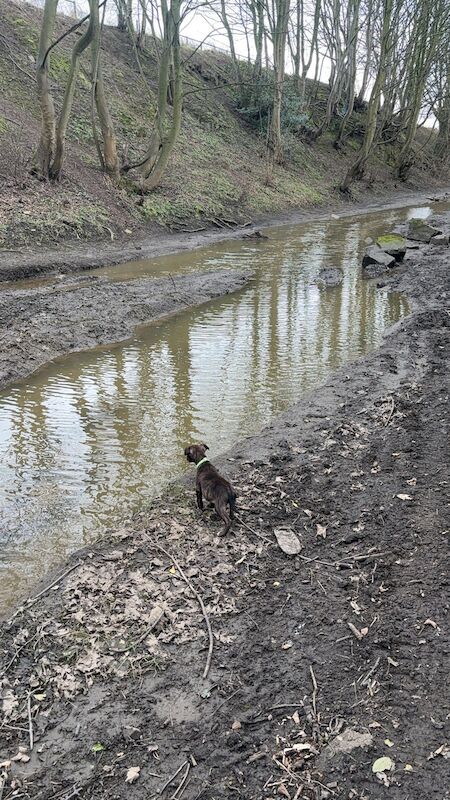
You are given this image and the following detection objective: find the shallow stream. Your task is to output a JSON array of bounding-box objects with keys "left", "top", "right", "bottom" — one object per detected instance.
[{"left": 0, "top": 201, "right": 443, "bottom": 613}]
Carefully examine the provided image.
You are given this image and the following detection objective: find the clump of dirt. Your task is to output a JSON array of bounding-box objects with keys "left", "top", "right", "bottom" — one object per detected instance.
[{"left": 0, "top": 219, "right": 449, "bottom": 799}]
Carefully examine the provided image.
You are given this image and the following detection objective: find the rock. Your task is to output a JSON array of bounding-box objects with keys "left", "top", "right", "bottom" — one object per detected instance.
[
  {"left": 242, "top": 230, "right": 268, "bottom": 240},
  {"left": 430, "top": 233, "right": 449, "bottom": 246},
  {"left": 274, "top": 527, "right": 302, "bottom": 555},
  {"left": 375, "top": 234, "right": 407, "bottom": 262},
  {"left": 407, "top": 218, "right": 442, "bottom": 243},
  {"left": 362, "top": 245, "right": 396, "bottom": 277},
  {"left": 317, "top": 729, "right": 373, "bottom": 772},
  {"left": 315, "top": 267, "right": 344, "bottom": 287}
]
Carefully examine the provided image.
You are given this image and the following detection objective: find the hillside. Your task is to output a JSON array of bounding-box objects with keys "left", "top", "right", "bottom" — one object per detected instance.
[{"left": 0, "top": 0, "right": 447, "bottom": 251}]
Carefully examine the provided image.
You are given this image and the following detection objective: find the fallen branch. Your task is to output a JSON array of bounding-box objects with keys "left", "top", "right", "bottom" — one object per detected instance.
[
  {"left": 234, "top": 513, "right": 272, "bottom": 543},
  {"left": 151, "top": 540, "right": 214, "bottom": 679},
  {"left": 158, "top": 760, "right": 188, "bottom": 796},
  {"left": 309, "top": 665, "right": 318, "bottom": 719},
  {"left": 10, "top": 562, "right": 82, "bottom": 620},
  {"left": 109, "top": 607, "right": 164, "bottom": 654},
  {"left": 170, "top": 761, "right": 191, "bottom": 799},
  {"left": 27, "top": 692, "right": 34, "bottom": 751}
]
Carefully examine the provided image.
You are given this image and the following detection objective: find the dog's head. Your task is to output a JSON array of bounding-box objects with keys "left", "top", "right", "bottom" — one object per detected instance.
[{"left": 184, "top": 443, "right": 209, "bottom": 464}]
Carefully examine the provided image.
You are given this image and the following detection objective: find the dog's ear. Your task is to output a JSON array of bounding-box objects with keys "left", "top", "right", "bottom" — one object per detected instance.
[
  {"left": 202, "top": 443, "right": 209, "bottom": 451},
  {"left": 184, "top": 446, "right": 191, "bottom": 457}
]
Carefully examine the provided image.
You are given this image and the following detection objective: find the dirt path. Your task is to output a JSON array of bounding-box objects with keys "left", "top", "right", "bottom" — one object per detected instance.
[
  {"left": 0, "top": 269, "right": 251, "bottom": 391},
  {"left": 1, "top": 186, "right": 449, "bottom": 283},
  {"left": 0, "top": 213, "right": 449, "bottom": 798}
]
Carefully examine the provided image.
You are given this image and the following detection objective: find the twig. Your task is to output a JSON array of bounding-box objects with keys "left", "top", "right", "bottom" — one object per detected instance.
[
  {"left": 109, "top": 607, "right": 164, "bottom": 653},
  {"left": 383, "top": 396, "right": 396, "bottom": 426},
  {"left": 309, "top": 665, "right": 318, "bottom": 719},
  {"left": 2, "top": 629, "right": 41, "bottom": 674},
  {"left": 151, "top": 540, "right": 214, "bottom": 679},
  {"left": 207, "top": 687, "right": 241, "bottom": 718},
  {"left": 170, "top": 762, "right": 191, "bottom": 799},
  {"left": 158, "top": 761, "right": 188, "bottom": 795},
  {"left": 359, "top": 656, "right": 381, "bottom": 686},
  {"left": 10, "top": 562, "right": 81, "bottom": 619},
  {"left": 268, "top": 703, "right": 304, "bottom": 711},
  {"left": 234, "top": 513, "right": 272, "bottom": 543},
  {"left": 27, "top": 693, "right": 34, "bottom": 751}
]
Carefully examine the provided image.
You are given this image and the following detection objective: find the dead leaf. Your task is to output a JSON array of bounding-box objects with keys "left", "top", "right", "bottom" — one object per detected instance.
[
  {"left": 372, "top": 756, "right": 394, "bottom": 773},
  {"left": 404, "top": 764, "right": 413, "bottom": 771},
  {"left": 11, "top": 749, "right": 30, "bottom": 763},
  {"left": 125, "top": 766, "right": 141, "bottom": 784},
  {"left": 384, "top": 739, "right": 394, "bottom": 748},
  {"left": 369, "top": 721, "right": 382, "bottom": 729},
  {"left": 292, "top": 710, "right": 300, "bottom": 725},
  {"left": 277, "top": 784, "right": 290, "bottom": 798},
  {"left": 396, "top": 494, "right": 413, "bottom": 501},
  {"left": 387, "top": 657, "right": 399, "bottom": 667},
  {"left": 406, "top": 478, "right": 417, "bottom": 486},
  {"left": 347, "top": 622, "right": 364, "bottom": 640},
  {"left": 231, "top": 720, "right": 242, "bottom": 731},
  {"left": 2, "top": 689, "right": 18, "bottom": 719},
  {"left": 303, "top": 509, "right": 313, "bottom": 518},
  {"left": 316, "top": 524, "right": 327, "bottom": 538},
  {"left": 274, "top": 527, "right": 301, "bottom": 555},
  {"left": 282, "top": 640, "right": 293, "bottom": 650},
  {"left": 423, "top": 618, "right": 438, "bottom": 629},
  {"left": 427, "top": 744, "right": 449, "bottom": 760}
]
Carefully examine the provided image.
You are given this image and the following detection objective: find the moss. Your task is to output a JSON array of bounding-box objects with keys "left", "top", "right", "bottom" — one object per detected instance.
[
  {"left": 376, "top": 234, "right": 406, "bottom": 248},
  {"left": 49, "top": 52, "right": 72, "bottom": 80},
  {"left": 69, "top": 116, "right": 93, "bottom": 143},
  {"left": 11, "top": 16, "right": 39, "bottom": 51}
]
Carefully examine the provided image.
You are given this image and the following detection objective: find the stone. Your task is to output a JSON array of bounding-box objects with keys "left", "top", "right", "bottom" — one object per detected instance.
[
  {"left": 407, "top": 218, "right": 442, "bottom": 243},
  {"left": 316, "top": 728, "right": 373, "bottom": 772},
  {"left": 362, "top": 245, "right": 396, "bottom": 277},
  {"left": 430, "top": 233, "right": 449, "bottom": 246},
  {"left": 316, "top": 267, "right": 344, "bottom": 287},
  {"left": 376, "top": 234, "right": 407, "bottom": 262}
]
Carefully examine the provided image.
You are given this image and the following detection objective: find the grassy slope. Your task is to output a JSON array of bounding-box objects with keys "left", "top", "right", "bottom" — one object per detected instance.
[{"left": 0, "top": 0, "right": 445, "bottom": 250}]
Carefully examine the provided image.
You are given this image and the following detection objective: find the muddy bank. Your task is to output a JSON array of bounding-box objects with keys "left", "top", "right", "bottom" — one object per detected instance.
[
  {"left": 1, "top": 186, "right": 449, "bottom": 284},
  {"left": 0, "top": 269, "right": 251, "bottom": 390},
  {"left": 0, "top": 217, "right": 449, "bottom": 798}
]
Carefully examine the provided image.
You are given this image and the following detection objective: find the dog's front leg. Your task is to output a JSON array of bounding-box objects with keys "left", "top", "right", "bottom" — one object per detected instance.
[{"left": 196, "top": 485, "right": 204, "bottom": 511}]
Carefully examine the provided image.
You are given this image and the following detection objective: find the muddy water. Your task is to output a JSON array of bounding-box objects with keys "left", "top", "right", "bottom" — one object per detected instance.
[{"left": 1, "top": 201, "right": 439, "bottom": 613}]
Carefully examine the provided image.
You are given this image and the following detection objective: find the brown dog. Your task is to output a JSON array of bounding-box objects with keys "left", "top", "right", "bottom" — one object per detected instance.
[{"left": 184, "top": 443, "right": 236, "bottom": 536}]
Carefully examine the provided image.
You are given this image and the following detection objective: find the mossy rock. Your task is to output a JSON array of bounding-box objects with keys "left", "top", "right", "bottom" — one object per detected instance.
[{"left": 376, "top": 233, "right": 406, "bottom": 262}]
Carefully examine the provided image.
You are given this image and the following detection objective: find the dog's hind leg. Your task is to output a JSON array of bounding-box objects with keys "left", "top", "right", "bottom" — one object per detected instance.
[
  {"left": 196, "top": 486, "right": 204, "bottom": 511},
  {"left": 215, "top": 500, "right": 232, "bottom": 536}
]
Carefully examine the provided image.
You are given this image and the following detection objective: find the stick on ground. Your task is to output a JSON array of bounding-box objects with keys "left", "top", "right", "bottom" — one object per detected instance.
[{"left": 150, "top": 539, "right": 214, "bottom": 679}]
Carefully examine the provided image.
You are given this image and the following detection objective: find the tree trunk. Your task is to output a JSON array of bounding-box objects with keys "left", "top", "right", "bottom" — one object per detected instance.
[
  {"left": 341, "top": 0, "right": 394, "bottom": 191},
  {"left": 334, "top": 0, "right": 360, "bottom": 149},
  {"left": 90, "top": 0, "right": 119, "bottom": 178},
  {"left": 268, "top": 0, "right": 291, "bottom": 165},
  {"left": 36, "top": 0, "right": 58, "bottom": 179},
  {"left": 141, "top": 0, "right": 182, "bottom": 190},
  {"left": 50, "top": 10, "right": 96, "bottom": 179}
]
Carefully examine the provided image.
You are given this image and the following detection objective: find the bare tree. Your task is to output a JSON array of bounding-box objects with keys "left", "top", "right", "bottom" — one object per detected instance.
[
  {"left": 36, "top": 0, "right": 59, "bottom": 178},
  {"left": 340, "top": 0, "right": 394, "bottom": 190},
  {"left": 266, "top": 0, "right": 291, "bottom": 165}
]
